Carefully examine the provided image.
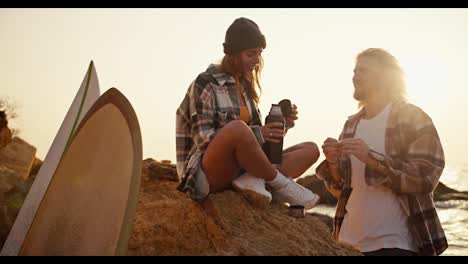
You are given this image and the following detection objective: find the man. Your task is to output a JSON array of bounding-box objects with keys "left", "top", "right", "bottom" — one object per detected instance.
[
  {"left": 316, "top": 48, "right": 447, "bottom": 256},
  {"left": 0, "top": 111, "right": 12, "bottom": 149}
]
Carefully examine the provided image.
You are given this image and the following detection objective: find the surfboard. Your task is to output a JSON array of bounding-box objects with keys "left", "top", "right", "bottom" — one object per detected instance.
[
  {"left": 1, "top": 61, "right": 100, "bottom": 255},
  {"left": 17, "top": 88, "right": 142, "bottom": 255}
]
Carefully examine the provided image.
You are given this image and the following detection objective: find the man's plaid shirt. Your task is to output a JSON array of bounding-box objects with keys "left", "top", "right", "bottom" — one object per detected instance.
[{"left": 316, "top": 100, "right": 448, "bottom": 255}]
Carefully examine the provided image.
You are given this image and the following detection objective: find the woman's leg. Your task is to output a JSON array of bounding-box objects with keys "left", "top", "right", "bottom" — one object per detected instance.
[
  {"left": 266, "top": 142, "right": 321, "bottom": 209},
  {"left": 279, "top": 142, "right": 320, "bottom": 179},
  {"left": 202, "top": 120, "right": 276, "bottom": 192}
]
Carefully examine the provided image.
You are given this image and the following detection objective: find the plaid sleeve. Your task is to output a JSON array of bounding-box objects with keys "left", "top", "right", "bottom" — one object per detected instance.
[
  {"left": 315, "top": 160, "right": 344, "bottom": 198},
  {"left": 248, "top": 105, "right": 265, "bottom": 144},
  {"left": 189, "top": 75, "right": 217, "bottom": 150},
  {"left": 315, "top": 129, "right": 346, "bottom": 197},
  {"left": 366, "top": 106, "right": 445, "bottom": 195}
]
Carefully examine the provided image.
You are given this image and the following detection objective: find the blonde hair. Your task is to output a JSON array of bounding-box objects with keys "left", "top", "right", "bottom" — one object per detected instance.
[
  {"left": 356, "top": 48, "right": 407, "bottom": 108},
  {"left": 220, "top": 53, "right": 263, "bottom": 105}
]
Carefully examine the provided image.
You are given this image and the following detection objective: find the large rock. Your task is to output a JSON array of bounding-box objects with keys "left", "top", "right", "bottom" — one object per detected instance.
[
  {"left": 308, "top": 212, "right": 334, "bottom": 231},
  {"left": 0, "top": 137, "right": 36, "bottom": 180},
  {"left": 1, "top": 156, "right": 360, "bottom": 255},
  {"left": 143, "top": 158, "right": 178, "bottom": 182},
  {"left": 297, "top": 174, "right": 337, "bottom": 205},
  {"left": 0, "top": 153, "right": 42, "bottom": 248},
  {"left": 127, "top": 160, "right": 360, "bottom": 256},
  {"left": 435, "top": 182, "right": 468, "bottom": 201},
  {"left": 299, "top": 174, "right": 468, "bottom": 203},
  {"left": 0, "top": 166, "right": 34, "bottom": 248}
]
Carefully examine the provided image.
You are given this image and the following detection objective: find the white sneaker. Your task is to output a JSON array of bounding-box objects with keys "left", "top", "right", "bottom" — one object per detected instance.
[
  {"left": 232, "top": 172, "right": 272, "bottom": 208},
  {"left": 270, "top": 177, "right": 320, "bottom": 210}
]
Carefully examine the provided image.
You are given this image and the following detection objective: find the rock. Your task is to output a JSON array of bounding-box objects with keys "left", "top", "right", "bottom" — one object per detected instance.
[
  {"left": 143, "top": 158, "right": 178, "bottom": 182},
  {"left": 0, "top": 155, "right": 361, "bottom": 255},
  {"left": 127, "top": 159, "right": 361, "bottom": 256},
  {"left": 434, "top": 182, "right": 468, "bottom": 201},
  {"left": 0, "top": 166, "right": 33, "bottom": 248},
  {"left": 435, "top": 182, "right": 458, "bottom": 196},
  {"left": 297, "top": 174, "right": 337, "bottom": 205},
  {"left": 0, "top": 166, "right": 21, "bottom": 194},
  {"left": 298, "top": 174, "right": 468, "bottom": 204},
  {"left": 28, "top": 157, "right": 43, "bottom": 180},
  {"left": 0, "top": 137, "right": 36, "bottom": 180},
  {"left": 436, "top": 193, "right": 468, "bottom": 201},
  {"left": 307, "top": 212, "right": 334, "bottom": 231},
  {"left": 0, "top": 156, "right": 41, "bottom": 238}
]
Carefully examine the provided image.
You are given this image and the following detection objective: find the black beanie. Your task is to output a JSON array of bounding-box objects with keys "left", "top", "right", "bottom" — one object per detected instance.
[{"left": 223, "top": 17, "right": 266, "bottom": 55}]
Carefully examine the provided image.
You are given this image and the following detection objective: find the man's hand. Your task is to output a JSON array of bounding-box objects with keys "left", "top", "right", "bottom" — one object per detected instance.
[
  {"left": 322, "top": 137, "right": 341, "bottom": 164},
  {"left": 340, "top": 138, "right": 370, "bottom": 163}
]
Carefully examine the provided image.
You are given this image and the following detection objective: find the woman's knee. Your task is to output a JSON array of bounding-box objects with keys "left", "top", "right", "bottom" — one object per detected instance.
[
  {"left": 301, "top": 141, "right": 320, "bottom": 163},
  {"left": 222, "top": 120, "right": 256, "bottom": 142}
]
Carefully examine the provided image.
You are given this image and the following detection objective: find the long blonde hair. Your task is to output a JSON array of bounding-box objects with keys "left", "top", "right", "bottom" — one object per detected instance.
[
  {"left": 356, "top": 48, "right": 407, "bottom": 108},
  {"left": 220, "top": 53, "right": 263, "bottom": 105}
]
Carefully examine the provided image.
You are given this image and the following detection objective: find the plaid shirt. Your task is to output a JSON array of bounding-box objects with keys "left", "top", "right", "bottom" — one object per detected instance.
[
  {"left": 316, "top": 100, "right": 448, "bottom": 256},
  {"left": 176, "top": 64, "right": 265, "bottom": 201}
]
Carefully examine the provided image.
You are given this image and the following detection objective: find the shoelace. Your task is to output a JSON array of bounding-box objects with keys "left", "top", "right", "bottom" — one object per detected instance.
[{"left": 275, "top": 179, "right": 311, "bottom": 200}]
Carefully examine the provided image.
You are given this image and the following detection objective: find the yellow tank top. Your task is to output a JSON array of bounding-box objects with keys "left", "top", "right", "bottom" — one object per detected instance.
[{"left": 240, "top": 106, "right": 250, "bottom": 123}]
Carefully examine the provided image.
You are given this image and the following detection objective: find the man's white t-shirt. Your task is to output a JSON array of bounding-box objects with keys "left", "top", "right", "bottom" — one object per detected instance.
[{"left": 338, "top": 103, "right": 416, "bottom": 252}]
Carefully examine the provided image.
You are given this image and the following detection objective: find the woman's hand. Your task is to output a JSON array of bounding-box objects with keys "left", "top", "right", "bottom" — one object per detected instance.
[
  {"left": 285, "top": 104, "right": 298, "bottom": 129},
  {"left": 261, "top": 122, "right": 285, "bottom": 143}
]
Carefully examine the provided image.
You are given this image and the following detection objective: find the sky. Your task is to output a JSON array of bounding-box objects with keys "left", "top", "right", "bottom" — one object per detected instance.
[{"left": 1, "top": 8, "right": 468, "bottom": 184}]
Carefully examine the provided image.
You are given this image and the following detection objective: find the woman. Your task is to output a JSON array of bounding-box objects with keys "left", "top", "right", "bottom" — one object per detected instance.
[{"left": 176, "top": 17, "right": 320, "bottom": 208}]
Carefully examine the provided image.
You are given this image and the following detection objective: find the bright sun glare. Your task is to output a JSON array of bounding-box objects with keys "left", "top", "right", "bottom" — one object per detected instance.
[{"left": 400, "top": 54, "right": 449, "bottom": 109}]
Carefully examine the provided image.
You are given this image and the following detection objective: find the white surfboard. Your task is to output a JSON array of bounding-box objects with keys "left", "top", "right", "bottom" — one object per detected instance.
[
  {"left": 1, "top": 61, "right": 100, "bottom": 255},
  {"left": 18, "top": 88, "right": 142, "bottom": 255}
]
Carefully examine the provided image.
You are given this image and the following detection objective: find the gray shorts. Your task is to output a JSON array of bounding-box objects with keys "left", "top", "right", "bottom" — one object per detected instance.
[{"left": 193, "top": 162, "right": 210, "bottom": 201}]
